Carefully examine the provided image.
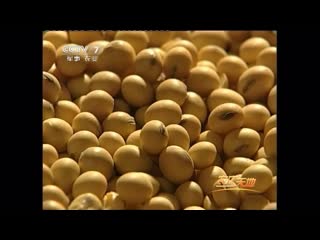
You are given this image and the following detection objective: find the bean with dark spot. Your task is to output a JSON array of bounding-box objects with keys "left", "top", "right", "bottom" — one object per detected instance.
[
  {"left": 160, "top": 126, "right": 167, "bottom": 136},
  {"left": 234, "top": 144, "right": 249, "bottom": 153},
  {"left": 243, "top": 79, "right": 256, "bottom": 93},
  {"left": 171, "top": 65, "right": 177, "bottom": 77},
  {"left": 150, "top": 55, "right": 157, "bottom": 66},
  {"left": 219, "top": 111, "right": 237, "bottom": 120}
]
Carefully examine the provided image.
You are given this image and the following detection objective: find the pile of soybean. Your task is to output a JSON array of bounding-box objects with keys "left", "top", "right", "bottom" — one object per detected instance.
[{"left": 43, "top": 31, "right": 277, "bottom": 210}]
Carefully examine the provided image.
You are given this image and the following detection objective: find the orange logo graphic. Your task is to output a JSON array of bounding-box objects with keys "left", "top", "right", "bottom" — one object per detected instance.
[{"left": 212, "top": 176, "right": 258, "bottom": 193}]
